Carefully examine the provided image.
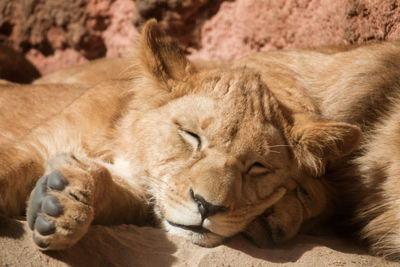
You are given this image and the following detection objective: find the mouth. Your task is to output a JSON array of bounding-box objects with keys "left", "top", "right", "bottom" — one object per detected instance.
[
  {"left": 166, "top": 220, "right": 211, "bottom": 234},
  {"left": 164, "top": 219, "right": 225, "bottom": 247}
]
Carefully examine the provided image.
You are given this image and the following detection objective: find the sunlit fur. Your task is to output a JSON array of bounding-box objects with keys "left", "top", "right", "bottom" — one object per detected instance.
[
  {"left": 240, "top": 41, "right": 400, "bottom": 260},
  {"left": 0, "top": 20, "right": 360, "bottom": 251}
]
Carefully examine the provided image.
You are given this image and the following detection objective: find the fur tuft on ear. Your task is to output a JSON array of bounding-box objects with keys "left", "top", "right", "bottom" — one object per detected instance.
[
  {"left": 139, "top": 19, "right": 195, "bottom": 85},
  {"left": 289, "top": 115, "right": 361, "bottom": 176}
]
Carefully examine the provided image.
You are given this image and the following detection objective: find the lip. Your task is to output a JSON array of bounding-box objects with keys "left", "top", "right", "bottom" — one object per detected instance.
[{"left": 167, "top": 220, "right": 211, "bottom": 234}]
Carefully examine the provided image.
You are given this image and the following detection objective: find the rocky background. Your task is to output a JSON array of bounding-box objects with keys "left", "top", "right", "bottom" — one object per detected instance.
[{"left": 1, "top": 0, "right": 400, "bottom": 75}]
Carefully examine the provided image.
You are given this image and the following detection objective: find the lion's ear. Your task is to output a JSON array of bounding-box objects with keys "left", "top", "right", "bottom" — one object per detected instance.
[
  {"left": 289, "top": 116, "right": 361, "bottom": 176},
  {"left": 139, "top": 19, "right": 195, "bottom": 84}
]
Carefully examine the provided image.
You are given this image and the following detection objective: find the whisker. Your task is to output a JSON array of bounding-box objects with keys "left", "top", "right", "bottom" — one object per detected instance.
[{"left": 268, "top": 144, "right": 292, "bottom": 148}]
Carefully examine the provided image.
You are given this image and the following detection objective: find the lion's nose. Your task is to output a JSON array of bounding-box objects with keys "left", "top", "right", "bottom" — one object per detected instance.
[{"left": 189, "top": 188, "right": 227, "bottom": 219}]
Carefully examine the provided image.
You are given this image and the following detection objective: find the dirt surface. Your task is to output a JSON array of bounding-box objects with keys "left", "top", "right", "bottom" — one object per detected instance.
[{"left": 0, "top": 217, "right": 397, "bottom": 267}]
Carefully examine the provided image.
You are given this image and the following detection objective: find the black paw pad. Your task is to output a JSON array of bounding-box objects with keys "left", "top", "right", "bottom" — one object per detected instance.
[
  {"left": 27, "top": 171, "right": 66, "bottom": 231},
  {"left": 35, "top": 215, "right": 55, "bottom": 235},
  {"left": 47, "top": 170, "right": 68, "bottom": 190},
  {"left": 42, "top": 195, "right": 63, "bottom": 217},
  {"left": 28, "top": 176, "right": 48, "bottom": 230},
  {"left": 33, "top": 232, "right": 49, "bottom": 248}
]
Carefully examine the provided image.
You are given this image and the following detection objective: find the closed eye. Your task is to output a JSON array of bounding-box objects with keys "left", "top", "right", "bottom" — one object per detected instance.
[
  {"left": 247, "top": 162, "right": 273, "bottom": 176},
  {"left": 180, "top": 129, "right": 202, "bottom": 150}
]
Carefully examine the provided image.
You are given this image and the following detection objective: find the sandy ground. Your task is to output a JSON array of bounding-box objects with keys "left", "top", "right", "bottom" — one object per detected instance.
[{"left": 0, "top": 216, "right": 398, "bottom": 267}]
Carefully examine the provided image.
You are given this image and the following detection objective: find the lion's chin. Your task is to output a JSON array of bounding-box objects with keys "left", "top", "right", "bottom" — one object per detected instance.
[{"left": 162, "top": 220, "right": 226, "bottom": 247}]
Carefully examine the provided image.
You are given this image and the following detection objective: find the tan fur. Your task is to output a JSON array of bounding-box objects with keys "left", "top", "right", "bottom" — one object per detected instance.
[
  {"left": 0, "top": 20, "right": 366, "bottom": 253},
  {"left": 33, "top": 57, "right": 134, "bottom": 86},
  {"left": 237, "top": 41, "right": 400, "bottom": 260}
]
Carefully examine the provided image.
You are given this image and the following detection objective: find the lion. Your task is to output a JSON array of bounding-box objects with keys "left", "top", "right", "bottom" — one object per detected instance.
[
  {"left": 33, "top": 57, "right": 133, "bottom": 86},
  {"left": 0, "top": 19, "right": 360, "bottom": 251},
  {"left": 236, "top": 41, "right": 400, "bottom": 261}
]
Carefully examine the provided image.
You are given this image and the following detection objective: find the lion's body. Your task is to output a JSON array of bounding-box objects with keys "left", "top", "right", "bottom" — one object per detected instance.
[
  {"left": 0, "top": 83, "right": 89, "bottom": 144},
  {"left": 33, "top": 57, "right": 133, "bottom": 86},
  {"left": 240, "top": 42, "right": 400, "bottom": 260},
  {"left": 0, "top": 20, "right": 398, "bottom": 260}
]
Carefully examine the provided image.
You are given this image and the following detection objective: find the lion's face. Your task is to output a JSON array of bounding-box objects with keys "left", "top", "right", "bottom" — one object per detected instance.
[
  {"left": 126, "top": 69, "right": 297, "bottom": 246},
  {"left": 115, "top": 20, "right": 361, "bottom": 246}
]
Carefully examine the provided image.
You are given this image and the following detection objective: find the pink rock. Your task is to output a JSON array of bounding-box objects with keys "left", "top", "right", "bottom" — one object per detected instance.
[
  {"left": 2, "top": 0, "right": 400, "bottom": 74},
  {"left": 102, "top": 0, "right": 139, "bottom": 58},
  {"left": 189, "top": 0, "right": 400, "bottom": 61},
  {"left": 26, "top": 49, "right": 88, "bottom": 75},
  {"left": 46, "top": 27, "right": 67, "bottom": 50}
]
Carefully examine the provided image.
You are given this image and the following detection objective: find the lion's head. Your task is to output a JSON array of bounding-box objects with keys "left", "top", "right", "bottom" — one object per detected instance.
[{"left": 114, "top": 20, "right": 361, "bottom": 246}]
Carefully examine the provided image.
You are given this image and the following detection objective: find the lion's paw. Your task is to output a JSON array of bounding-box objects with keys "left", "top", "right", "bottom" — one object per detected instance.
[
  {"left": 244, "top": 193, "right": 304, "bottom": 247},
  {"left": 27, "top": 170, "right": 94, "bottom": 250}
]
